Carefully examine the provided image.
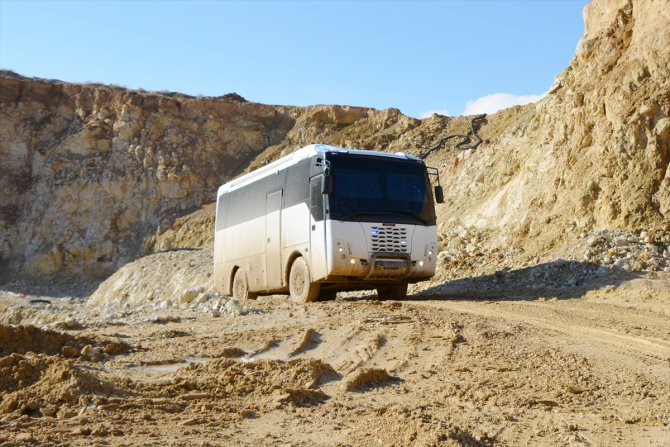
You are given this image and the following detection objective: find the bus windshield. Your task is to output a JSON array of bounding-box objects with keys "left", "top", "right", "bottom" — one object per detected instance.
[{"left": 327, "top": 154, "right": 436, "bottom": 225}]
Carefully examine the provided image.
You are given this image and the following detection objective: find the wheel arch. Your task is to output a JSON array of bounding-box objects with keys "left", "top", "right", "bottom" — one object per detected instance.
[
  {"left": 228, "top": 265, "right": 240, "bottom": 296},
  {"left": 284, "top": 250, "right": 304, "bottom": 286}
]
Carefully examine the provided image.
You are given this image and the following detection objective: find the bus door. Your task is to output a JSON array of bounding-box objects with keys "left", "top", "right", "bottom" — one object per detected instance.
[
  {"left": 309, "top": 175, "right": 328, "bottom": 280},
  {"left": 265, "top": 189, "right": 283, "bottom": 289}
]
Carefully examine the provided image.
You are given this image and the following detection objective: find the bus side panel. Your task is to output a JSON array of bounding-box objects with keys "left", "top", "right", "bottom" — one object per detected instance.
[
  {"left": 221, "top": 215, "right": 267, "bottom": 293},
  {"left": 280, "top": 202, "right": 311, "bottom": 285},
  {"left": 309, "top": 212, "right": 327, "bottom": 281},
  {"left": 213, "top": 228, "right": 225, "bottom": 294}
]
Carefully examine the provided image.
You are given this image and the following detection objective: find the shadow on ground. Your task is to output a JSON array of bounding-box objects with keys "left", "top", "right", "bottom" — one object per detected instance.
[{"left": 412, "top": 259, "right": 640, "bottom": 302}]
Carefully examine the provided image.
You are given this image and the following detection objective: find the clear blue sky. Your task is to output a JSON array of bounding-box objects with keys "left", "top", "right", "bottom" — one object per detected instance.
[{"left": 0, "top": 0, "right": 588, "bottom": 118}]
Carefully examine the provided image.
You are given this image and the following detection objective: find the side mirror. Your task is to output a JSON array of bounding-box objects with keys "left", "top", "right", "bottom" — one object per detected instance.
[
  {"left": 322, "top": 175, "right": 333, "bottom": 195},
  {"left": 434, "top": 185, "right": 444, "bottom": 204}
]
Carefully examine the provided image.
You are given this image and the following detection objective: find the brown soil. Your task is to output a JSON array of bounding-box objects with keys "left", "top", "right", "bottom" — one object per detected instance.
[{"left": 0, "top": 273, "right": 667, "bottom": 446}]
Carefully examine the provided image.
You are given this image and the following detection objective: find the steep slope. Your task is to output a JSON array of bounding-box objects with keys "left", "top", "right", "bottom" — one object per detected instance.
[{"left": 434, "top": 0, "right": 669, "bottom": 263}]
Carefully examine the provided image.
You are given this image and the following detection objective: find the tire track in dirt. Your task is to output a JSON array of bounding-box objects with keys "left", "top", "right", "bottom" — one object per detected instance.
[{"left": 411, "top": 300, "right": 670, "bottom": 367}]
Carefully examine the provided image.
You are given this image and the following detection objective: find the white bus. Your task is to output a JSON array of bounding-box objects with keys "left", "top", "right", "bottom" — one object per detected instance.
[{"left": 214, "top": 144, "right": 443, "bottom": 303}]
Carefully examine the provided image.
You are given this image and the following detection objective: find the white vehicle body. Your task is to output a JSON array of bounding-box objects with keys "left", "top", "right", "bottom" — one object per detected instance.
[{"left": 214, "top": 144, "right": 439, "bottom": 301}]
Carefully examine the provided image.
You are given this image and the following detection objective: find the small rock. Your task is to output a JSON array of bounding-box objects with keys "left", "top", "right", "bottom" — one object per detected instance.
[
  {"left": 179, "top": 286, "right": 205, "bottom": 304},
  {"left": 91, "top": 426, "right": 109, "bottom": 437},
  {"left": 61, "top": 345, "right": 79, "bottom": 358},
  {"left": 382, "top": 301, "right": 402, "bottom": 311},
  {"left": 613, "top": 259, "right": 630, "bottom": 271},
  {"left": 41, "top": 405, "right": 58, "bottom": 417},
  {"left": 57, "top": 319, "right": 84, "bottom": 330},
  {"left": 181, "top": 417, "right": 200, "bottom": 426},
  {"left": 0, "top": 356, "right": 14, "bottom": 367},
  {"left": 223, "top": 299, "right": 246, "bottom": 316},
  {"left": 15, "top": 433, "right": 34, "bottom": 442},
  {"left": 23, "top": 400, "right": 40, "bottom": 412},
  {"left": 81, "top": 345, "right": 103, "bottom": 362},
  {"left": 587, "top": 236, "right": 599, "bottom": 247}
]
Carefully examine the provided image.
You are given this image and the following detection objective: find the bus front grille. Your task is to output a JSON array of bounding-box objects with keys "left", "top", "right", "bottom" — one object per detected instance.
[{"left": 370, "top": 226, "right": 408, "bottom": 253}]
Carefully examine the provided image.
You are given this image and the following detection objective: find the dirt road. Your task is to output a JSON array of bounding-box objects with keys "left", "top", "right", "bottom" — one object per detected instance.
[{"left": 0, "top": 273, "right": 668, "bottom": 446}]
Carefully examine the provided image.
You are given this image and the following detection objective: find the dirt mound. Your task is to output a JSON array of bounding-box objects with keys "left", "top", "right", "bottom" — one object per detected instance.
[
  {"left": 0, "top": 324, "right": 129, "bottom": 360},
  {"left": 0, "top": 324, "right": 90, "bottom": 356},
  {"left": 343, "top": 368, "right": 395, "bottom": 391},
  {"left": 169, "top": 358, "right": 336, "bottom": 396},
  {"left": 88, "top": 242, "right": 214, "bottom": 306},
  {"left": 0, "top": 355, "right": 121, "bottom": 418}
]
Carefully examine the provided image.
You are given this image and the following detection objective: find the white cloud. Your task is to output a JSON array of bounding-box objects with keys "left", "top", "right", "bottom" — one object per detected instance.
[
  {"left": 419, "top": 109, "right": 450, "bottom": 119},
  {"left": 462, "top": 92, "right": 545, "bottom": 116}
]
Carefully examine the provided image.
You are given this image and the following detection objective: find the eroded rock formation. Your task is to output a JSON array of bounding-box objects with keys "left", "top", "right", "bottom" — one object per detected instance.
[{"left": 1, "top": 0, "right": 668, "bottom": 282}]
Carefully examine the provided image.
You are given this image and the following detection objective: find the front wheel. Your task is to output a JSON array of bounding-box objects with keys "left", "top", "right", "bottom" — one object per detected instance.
[
  {"left": 376, "top": 283, "right": 408, "bottom": 301},
  {"left": 289, "top": 257, "right": 320, "bottom": 303},
  {"left": 232, "top": 268, "right": 257, "bottom": 301}
]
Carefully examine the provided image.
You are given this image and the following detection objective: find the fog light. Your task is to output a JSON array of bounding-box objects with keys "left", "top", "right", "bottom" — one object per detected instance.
[
  {"left": 349, "top": 258, "right": 356, "bottom": 265},
  {"left": 419, "top": 260, "right": 425, "bottom": 267}
]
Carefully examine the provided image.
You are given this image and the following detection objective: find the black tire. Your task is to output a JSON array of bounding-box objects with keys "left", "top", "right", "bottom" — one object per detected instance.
[
  {"left": 232, "top": 268, "right": 257, "bottom": 300},
  {"left": 289, "top": 257, "right": 320, "bottom": 303},
  {"left": 376, "top": 283, "right": 408, "bottom": 301},
  {"left": 318, "top": 289, "right": 338, "bottom": 301}
]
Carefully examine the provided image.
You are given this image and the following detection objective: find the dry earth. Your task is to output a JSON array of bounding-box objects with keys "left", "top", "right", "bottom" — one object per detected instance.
[{"left": 0, "top": 267, "right": 668, "bottom": 446}]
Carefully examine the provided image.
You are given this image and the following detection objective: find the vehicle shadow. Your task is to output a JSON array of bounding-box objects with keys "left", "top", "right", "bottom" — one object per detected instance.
[{"left": 411, "top": 259, "right": 640, "bottom": 302}]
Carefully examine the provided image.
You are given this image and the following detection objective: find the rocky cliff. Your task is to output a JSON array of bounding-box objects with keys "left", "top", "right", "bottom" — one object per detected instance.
[
  {"left": 0, "top": 69, "right": 512, "bottom": 281},
  {"left": 1, "top": 0, "right": 668, "bottom": 284},
  {"left": 431, "top": 0, "right": 669, "bottom": 273},
  {"left": 0, "top": 73, "right": 296, "bottom": 278}
]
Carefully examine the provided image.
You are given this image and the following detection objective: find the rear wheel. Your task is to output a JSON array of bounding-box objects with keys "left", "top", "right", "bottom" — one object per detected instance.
[
  {"left": 376, "top": 283, "right": 408, "bottom": 300},
  {"left": 232, "top": 268, "right": 257, "bottom": 300},
  {"left": 289, "top": 257, "right": 320, "bottom": 303}
]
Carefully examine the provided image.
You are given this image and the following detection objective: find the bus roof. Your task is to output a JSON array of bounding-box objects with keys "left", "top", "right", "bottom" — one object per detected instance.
[{"left": 217, "top": 144, "right": 422, "bottom": 196}]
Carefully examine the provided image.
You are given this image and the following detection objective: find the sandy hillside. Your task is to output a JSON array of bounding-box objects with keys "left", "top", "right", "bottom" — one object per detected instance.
[{"left": 0, "top": 0, "right": 669, "bottom": 445}]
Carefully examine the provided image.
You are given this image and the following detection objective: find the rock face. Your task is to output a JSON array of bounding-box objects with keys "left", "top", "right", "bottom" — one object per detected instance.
[
  {"left": 434, "top": 0, "right": 670, "bottom": 261},
  {"left": 1, "top": 0, "right": 668, "bottom": 282},
  {"left": 0, "top": 76, "right": 483, "bottom": 279},
  {"left": 0, "top": 74, "right": 297, "bottom": 278}
]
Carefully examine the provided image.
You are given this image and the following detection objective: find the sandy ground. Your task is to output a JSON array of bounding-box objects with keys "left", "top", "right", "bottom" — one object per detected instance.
[{"left": 0, "top": 267, "right": 668, "bottom": 447}]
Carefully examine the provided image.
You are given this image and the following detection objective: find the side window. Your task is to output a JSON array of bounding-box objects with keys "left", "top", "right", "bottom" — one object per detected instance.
[
  {"left": 310, "top": 176, "right": 324, "bottom": 221},
  {"left": 216, "top": 195, "right": 226, "bottom": 231}
]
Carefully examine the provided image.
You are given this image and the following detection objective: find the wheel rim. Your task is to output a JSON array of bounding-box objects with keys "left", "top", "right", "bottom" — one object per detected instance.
[{"left": 292, "top": 267, "right": 305, "bottom": 296}]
